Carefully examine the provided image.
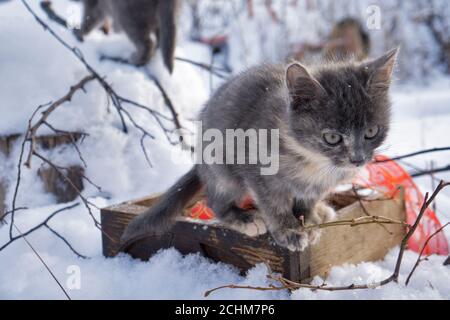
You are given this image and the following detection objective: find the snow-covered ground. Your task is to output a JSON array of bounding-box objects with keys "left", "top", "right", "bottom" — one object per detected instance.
[{"left": 0, "top": 1, "right": 449, "bottom": 299}]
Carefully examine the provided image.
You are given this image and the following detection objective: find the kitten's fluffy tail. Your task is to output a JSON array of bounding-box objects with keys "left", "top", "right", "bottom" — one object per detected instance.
[
  {"left": 158, "top": 0, "right": 178, "bottom": 73},
  {"left": 120, "top": 166, "right": 201, "bottom": 248}
]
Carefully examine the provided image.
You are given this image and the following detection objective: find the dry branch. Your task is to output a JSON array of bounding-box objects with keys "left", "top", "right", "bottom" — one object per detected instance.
[
  {"left": 375, "top": 147, "right": 450, "bottom": 163},
  {"left": 373, "top": 147, "right": 450, "bottom": 177},
  {"left": 405, "top": 222, "right": 450, "bottom": 285},
  {"left": 12, "top": 222, "right": 72, "bottom": 300},
  {"left": 24, "top": 74, "right": 95, "bottom": 168},
  {"left": 0, "top": 203, "right": 81, "bottom": 253},
  {"left": 302, "top": 215, "right": 408, "bottom": 231},
  {"left": 175, "top": 57, "right": 230, "bottom": 79}
]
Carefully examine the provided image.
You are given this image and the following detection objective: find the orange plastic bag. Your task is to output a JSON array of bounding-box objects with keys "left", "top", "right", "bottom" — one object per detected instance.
[
  {"left": 354, "top": 155, "right": 448, "bottom": 256},
  {"left": 189, "top": 155, "right": 449, "bottom": 256}
]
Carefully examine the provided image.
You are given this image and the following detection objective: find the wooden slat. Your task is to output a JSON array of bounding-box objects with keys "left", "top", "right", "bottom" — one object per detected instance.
[{"left": 310, "top": 196, "right": 406, "bottom": 278}]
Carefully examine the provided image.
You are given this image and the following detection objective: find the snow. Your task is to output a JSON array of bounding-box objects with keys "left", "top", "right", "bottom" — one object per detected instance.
[{"left": 0, "top": 0, "right": 449, "bottom": 300}]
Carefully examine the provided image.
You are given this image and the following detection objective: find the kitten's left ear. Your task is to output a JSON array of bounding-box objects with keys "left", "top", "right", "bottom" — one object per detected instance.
[
  {"left": 286, "top": 62, "right": 326, "bottom": 107},
  {"left": 363, "top": 48, "right": 399, "bottom": 93}
]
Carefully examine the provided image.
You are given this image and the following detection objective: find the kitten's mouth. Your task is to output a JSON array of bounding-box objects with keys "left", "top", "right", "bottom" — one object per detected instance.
[
  {"left": 351, "top": 162, "right": 366, "bottom": 168},
  {"left": 340, "top": 161, "right": 367, "bottom": 170}
]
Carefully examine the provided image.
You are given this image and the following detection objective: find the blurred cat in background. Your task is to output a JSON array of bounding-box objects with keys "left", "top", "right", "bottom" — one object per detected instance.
[{"left": 75, "top": 0, "right": 179, "bottom": 73}]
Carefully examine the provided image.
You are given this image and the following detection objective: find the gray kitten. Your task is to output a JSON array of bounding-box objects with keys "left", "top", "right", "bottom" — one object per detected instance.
[
  {"left": 75, "top": 0, "right": 179, "bottom": 72},
  {"left": 121, "top": 49, "right": 398, "bottom": 251}
]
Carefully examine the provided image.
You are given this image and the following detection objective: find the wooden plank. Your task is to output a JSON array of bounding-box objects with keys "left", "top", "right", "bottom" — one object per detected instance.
[
  {"left": 0, "top": 136, "right": 13, "bottom": 219},
  {"left": 0, "top": 181, "right": 5, "bottom": 220},
  {"left": 38, "top": 165, "right": 84, "bottom": 203},
  {"left": 0, "top": 138, "right": 8, "bottom": 156},
  {"left": 310, "top": 196, "right": 406, "bottom": 279}
]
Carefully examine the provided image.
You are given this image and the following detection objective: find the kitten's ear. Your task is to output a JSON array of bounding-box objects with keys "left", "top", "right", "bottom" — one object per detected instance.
[
  {"left": 286, "top": 63, "right": 326, "bottom": 107},
  {"left": 363, "top": 48, "right": 399, "bottom": 93}
]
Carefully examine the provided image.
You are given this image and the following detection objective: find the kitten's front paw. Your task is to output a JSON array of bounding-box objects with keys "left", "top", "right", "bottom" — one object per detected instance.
[
  {"left": 306, "top": 202, "right": 336, "bottom": 245},
  {"left": 230, "top": 216, "right": 267, "bottom": 237},
  {"left": 314, "top": 202, "right": 336, "bottom": 223},
  {"left": 271, "top": 228, "right": 309, "bottom": 252}
]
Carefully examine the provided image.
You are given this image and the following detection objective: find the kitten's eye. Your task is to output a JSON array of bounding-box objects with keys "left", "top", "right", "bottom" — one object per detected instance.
[
  {"left": 365, "top": 126, "right": 379, "bottom": 139},
  {"left": 323, "top": 133, "right": 342, "bottom": 146}
]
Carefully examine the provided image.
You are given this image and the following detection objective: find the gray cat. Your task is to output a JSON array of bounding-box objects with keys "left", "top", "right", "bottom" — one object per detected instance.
[
  {"left": 75, "top": 0, "right": 179, "bottom": 72},
  {"left": 121, "top": 49, "right": 398, "bottom": 251}
]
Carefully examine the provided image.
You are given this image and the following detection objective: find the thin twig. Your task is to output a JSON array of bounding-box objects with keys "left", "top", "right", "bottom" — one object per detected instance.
[
  {"left": 175, "top": 57, "right": 230, "bottom": 79},
  {"left": 302, "top": 215, "right": 408, "bottom": 231},
  {"left": 405, "top": 222, "right": 450, "bottom": 285},
  {"left": 46, "top": 225, "right": 88, "bottom": 259},
  {"left": 410, "top": 164, "right": 450, "bottom": 178},
  {"left": 1, "top": 203, "right": 80, "bottom": 252},
  {"left": 24, "top": 74, "right": 95, "bottom": 168},
  {"left": 13, "top": 223, "right": 71, "bottom": 300},
  {"left": 375, "top": 147, "right": 450, "bottom": 163}
]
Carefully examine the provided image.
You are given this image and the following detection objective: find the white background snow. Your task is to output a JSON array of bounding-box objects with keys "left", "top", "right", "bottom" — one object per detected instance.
[{"left": 0, "top": 0, "right": 449, "bottom": 299}]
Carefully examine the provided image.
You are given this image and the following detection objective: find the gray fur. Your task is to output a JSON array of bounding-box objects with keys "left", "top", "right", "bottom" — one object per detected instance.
[
  {"left": 121, "top": 49, "right": 398, "bottom": 251},
  {"left": 76, "top": 0, "right": 179, "bottom": 72}
]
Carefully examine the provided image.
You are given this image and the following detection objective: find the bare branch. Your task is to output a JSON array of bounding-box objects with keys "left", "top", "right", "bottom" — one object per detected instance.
[
  {"left": 405, "top": 222, "right": 450, "bottom": 285},
  {"left": 24, "top": 74, "right": 95, "bottom": 168},
  {"left": 11, "top": 222, "right": 71, "bottom": 300},
  {"left": 175, "top": 57, "right": 230, "bottom": 79},
  {"left": 375, "top": 147, "right": 450, "bottom": 163},
  {"left": 46, "top": 225, "right": 88, "bottom": 259},
  {"left": 1, "top": 203, "right": 80, "bottom": 252}
]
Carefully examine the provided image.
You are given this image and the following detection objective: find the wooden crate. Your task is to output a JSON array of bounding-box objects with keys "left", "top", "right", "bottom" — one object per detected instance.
[{"left": 101, "top": 190, "right": 407, "bottom": 283}]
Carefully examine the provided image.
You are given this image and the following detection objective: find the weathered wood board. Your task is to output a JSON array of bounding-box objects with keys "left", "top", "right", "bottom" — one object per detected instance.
[
  {"left": 0, "top": 134, "right": 85, "bottom": 205},
  {"left": 101, "top": 191, "right": 407, "bottom": 283},
  {"left": 0, "top": 181, "right": 5, "bottom": 220}
]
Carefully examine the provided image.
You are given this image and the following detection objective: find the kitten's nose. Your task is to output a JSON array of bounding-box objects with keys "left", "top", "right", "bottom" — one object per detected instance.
[{"left": 350, "top": 157, "right": 365, "bottom": 167}]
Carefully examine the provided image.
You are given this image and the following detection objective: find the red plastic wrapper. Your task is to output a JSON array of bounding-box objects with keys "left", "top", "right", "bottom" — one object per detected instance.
[
  {"left": 354, "top": 155, "right": 449, "bottom": 256},
  {"left": 189, "top": 155, "right": 449, "bottom": 256}
]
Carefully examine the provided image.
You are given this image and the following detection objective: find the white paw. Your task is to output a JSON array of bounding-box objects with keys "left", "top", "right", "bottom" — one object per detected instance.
[
  {"left": 232, "top": 217, "right": 267, "bottom": 237},
  {"left": 315, "top": 202, "right": 336, "bottom": 223},
  {"left": 253, "top": 217, "right": 267, "bottom": 235},
  {"left": 285, "top": 233, "right": 309, "bottom": 252}
]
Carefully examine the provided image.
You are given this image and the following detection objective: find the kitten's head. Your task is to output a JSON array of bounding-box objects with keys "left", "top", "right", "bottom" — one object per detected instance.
[{"left": 285, "top": 48, "right": 398, "bottom": 169}]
